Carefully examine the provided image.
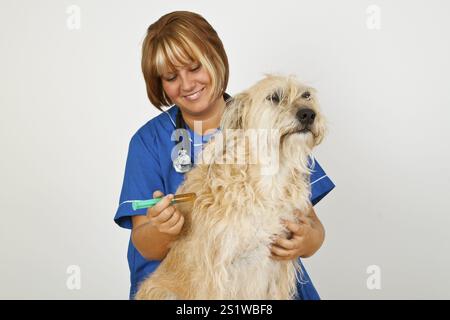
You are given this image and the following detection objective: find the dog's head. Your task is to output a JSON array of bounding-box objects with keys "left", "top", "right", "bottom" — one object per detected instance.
[
  {"left": 221, "top": 74, "right": 327, "bottom": 155},
  {"left": 199, "top": 74, "right": 326, "bottom": 178}
]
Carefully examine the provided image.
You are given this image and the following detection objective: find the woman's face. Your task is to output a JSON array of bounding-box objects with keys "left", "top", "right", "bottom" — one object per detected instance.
[{"left": 161, "top": 61, "right": 213, "bottom": 115}]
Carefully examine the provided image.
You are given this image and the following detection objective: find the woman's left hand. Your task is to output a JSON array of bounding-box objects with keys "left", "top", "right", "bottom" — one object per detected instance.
[{"left": 270, "top": 207, "right": 325, "bottom": 261}]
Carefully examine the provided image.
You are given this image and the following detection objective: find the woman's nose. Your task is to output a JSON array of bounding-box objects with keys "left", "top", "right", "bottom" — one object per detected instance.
[{"left": 179, "top": 72, "right": 196, "bottom": 92}]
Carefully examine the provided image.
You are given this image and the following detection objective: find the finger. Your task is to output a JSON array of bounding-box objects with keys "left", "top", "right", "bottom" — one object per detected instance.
[
  {"left": 160, "top": 209, "right": 181, "bottom": 230},
  {"left": 284, "top": 220, "right": 304, "bottom": 236},
  {"left": 151, "top": 206, "right": 175, "bottom": 225},
  {"left": 298, "top": 215, "right": 311, "bottom": 226},
  {"left": 153, "top": 190, "right": 164, "bottom": 198},
  {"left": 166, "top": 215, "right": 185, "bottom": 235},
  {"left": 273, "top": 236, "right": 297, "bottom": 250},
  {"left": 270, "top": 246, "right": 295, "bottom": 261},
  {"left": 147, "top": 190, "right": 165, "bottom": 217},
  {"left": 270, "top": 244, "right": 295, "bottom": 258},
  {"left": 149, "top": 194, "right": 174, "bottom": 217}
]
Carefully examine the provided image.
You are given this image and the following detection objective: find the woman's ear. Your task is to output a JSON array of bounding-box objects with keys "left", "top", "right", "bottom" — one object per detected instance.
[{"left": 220, "top": 92, "right": 249, "bottom": 130}]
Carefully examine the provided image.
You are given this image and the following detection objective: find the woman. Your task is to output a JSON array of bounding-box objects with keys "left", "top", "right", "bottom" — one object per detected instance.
[{"left": 114, "top": 11, "right": 335, "bottom": 299}]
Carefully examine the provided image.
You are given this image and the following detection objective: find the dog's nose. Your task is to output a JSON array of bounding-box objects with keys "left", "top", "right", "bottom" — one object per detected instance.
[{"left": 296, "top": 108, "right": 316, "bottom": 126}]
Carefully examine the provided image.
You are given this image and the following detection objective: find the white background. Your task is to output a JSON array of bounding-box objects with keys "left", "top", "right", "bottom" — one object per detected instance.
[{"left": 1, "top": 0, "right": 449, "bottom": 299}]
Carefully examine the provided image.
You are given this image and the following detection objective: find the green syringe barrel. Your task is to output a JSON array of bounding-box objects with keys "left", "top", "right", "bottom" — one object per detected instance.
[{"left": 132, "top": 198, "right": 162, "bottom": 211}]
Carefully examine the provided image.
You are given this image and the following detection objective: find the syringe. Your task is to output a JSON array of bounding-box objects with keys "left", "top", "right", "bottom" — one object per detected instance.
[{"left": 131, "top": 193, "right": 196, "bottom": 211}]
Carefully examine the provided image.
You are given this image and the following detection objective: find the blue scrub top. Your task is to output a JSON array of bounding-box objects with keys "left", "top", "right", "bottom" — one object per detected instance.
[{"left": 115, "top": 97, "right": 335, "bottom": 300}]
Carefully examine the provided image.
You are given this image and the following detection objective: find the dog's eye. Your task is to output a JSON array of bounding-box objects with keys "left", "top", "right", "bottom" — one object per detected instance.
[
  {"left": 267, "top": 92, "right": 280, "bottom": 103},
  {"left": 301, "top": 91, "right": 311, "bottom": 100}
]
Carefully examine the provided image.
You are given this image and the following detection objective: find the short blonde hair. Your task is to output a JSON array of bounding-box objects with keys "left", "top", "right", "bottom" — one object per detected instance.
[{"left": 142, "top": 11, "right": 229, "bottom": 111}]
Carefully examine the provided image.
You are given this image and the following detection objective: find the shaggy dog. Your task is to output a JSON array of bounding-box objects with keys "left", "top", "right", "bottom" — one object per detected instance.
[{"left": 135, "top": 75, "right": 327, "bottom": 299}]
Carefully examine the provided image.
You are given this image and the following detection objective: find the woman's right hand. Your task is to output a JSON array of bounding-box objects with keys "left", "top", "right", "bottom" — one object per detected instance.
[{"left": 146, "top": 190, "right": 185, "bottom": 237}]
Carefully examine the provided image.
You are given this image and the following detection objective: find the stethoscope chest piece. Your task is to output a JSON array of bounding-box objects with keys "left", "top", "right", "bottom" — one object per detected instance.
[{"left": 173, "top": 148, "right": 192, "bottom": 173}]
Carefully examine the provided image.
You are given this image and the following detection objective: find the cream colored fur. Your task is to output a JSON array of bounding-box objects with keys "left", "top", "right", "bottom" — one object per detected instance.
[{"left": 135, "top": 74, "right": 327, "bottom": 300}]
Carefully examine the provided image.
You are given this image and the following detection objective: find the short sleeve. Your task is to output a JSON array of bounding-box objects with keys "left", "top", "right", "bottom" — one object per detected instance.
[
  {"left": 309, "top": 157, "right": 335, "bottom": 206},
  {"left": 114, "top": 131, "right": 164, "bottom": 229}
]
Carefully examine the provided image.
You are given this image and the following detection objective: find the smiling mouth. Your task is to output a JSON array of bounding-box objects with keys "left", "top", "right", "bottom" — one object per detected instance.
[{"left": 184, "top": 87, "right": 205, "bottom": 100}]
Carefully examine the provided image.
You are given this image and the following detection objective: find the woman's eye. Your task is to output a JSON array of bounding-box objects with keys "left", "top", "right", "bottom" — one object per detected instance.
[
  {"left": 165, "top": 75, "right": 177, "bottom": 82},
  {"left": 190, "top": 64, "right": 201, "bottom": 71}
]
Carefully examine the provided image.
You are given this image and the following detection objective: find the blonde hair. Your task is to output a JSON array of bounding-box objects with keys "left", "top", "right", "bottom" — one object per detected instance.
[{"left": 142, "top": 11, "right": 229, "bottom": 111}]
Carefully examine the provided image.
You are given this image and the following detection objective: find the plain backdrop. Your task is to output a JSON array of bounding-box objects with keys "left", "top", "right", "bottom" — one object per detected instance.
[{"left": 1, "top": 0, "right": 449, "bottom": 299}]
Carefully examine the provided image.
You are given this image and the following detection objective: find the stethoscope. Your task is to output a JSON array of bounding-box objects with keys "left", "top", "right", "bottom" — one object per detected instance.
[
  {"left": 170, "top": 92, "right": 232, "bottom": 174},
  {"left": 172, "top": 108, "right": 194, "bottom": 173}
]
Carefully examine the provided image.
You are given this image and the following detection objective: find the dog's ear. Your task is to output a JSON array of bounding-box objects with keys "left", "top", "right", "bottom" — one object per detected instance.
[{"left": 220, "top": 92, "right": 249, "bottom": 130}]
